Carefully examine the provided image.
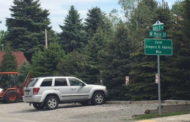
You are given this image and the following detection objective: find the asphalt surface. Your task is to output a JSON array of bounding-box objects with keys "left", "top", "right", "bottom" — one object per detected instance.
[{"left": 0, "top": 102, "right": 158, "bottom": 122}]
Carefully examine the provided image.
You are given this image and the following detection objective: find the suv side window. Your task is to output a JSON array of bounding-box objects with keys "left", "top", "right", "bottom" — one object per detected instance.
[
  {"left": 41, "top": 79, "right": 52, "bottom": 87},
  {"left": 55, "top": 78, "right": 67, "bottom": 86},
  {"left": 69, "top": 78, "right": 83, "bottom": 86}
]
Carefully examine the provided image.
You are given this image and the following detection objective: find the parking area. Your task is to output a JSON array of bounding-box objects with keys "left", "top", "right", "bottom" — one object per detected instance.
[{"left": 0, "top": 102, "right": 158, "bottom": 122}]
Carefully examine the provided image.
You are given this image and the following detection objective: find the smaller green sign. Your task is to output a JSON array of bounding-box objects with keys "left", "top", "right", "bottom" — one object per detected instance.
[
  {"left": 144, "top": 39, "right": 173, "bottom": 55},
  {"left": 149, "top": 31, "right": 167, "bottom": 38},
  {"left": 152, "top": 24, "right": 164, "bottom": 31}
]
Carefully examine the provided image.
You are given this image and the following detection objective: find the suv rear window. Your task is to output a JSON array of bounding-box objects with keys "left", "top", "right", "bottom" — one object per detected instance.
[
  {"left": 27, "top": 78, "right": 38, "bottom": 87},
  {"left": 55, "top": 78, "right": 67, "bottom": 86},
  {"left": 41, "top": 79, "right": 52, "bottom": 87}
]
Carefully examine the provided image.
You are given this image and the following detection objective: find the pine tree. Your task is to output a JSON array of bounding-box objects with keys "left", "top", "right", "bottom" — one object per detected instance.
[
  {"left": 125, "top": 0, "right": 159, "bottom": 100},
  {"left": 100, "top": 23, "right": 132, "bottom": 99},
  {"left": 59, "top": 5, "right": 86, "bottom": 53},
  {"left": 0, "top": 31, "right": 6, "bottom": 51},
  {"left": 166, "top": 0, "right": 190, "bottom": 99},
  {"left": 6, "top": 0, "right": 51, "bottom": 60},
  {"left": 85, "top": 7, "right": 104, "bottom": 39},
  {"left": 57, "top": 51, "right": 99, "bottom": 84},
  {"left": 31, "top": 43, "right": 65, "bottom": 77}
]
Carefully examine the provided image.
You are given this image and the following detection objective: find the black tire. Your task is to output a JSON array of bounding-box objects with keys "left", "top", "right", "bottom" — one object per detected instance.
[
  {"left": 80, "top": 101, "right": 91, "bottom": 106},
  {"left": 33, "top": 103, "right": 45, "bottom": 110},
  {"left": 4, "top": 91, "right": 19, "bottom": 103},
  {"left": 91, "top": 92, "right": 105, "bottom": 105},
  {"left": 45, "top": 96, "right": 58, "bottom": 110}
]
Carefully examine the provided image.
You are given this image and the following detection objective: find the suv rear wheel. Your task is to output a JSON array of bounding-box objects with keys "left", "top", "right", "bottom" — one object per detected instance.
[
  {"left": 45, "top": 96, "right": 58, "bottom": 110},
  {"left": 33, "top": 103, "right": 44, "bottom": 110},
  {"left": 92, "top": 92, "right": 105, "bottom": 105}
]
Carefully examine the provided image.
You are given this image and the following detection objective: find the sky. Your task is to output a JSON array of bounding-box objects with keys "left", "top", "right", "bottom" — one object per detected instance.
[{"left": 0, "top": 0, "right": 177, "bottom": 32}]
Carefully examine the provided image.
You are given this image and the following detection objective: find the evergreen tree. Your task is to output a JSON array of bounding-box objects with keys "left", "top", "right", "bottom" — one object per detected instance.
[
  {"left": 57, "top": 51, "right": 99, "bottom": 84},
  {"left": 0, "top": 47, "right": 17, "bottom": 88},
  {"left": 166, "top": 0, "right": 190, "bottom": 99},
  {"left": 0, "top": 31, "right": 6, "bottom": 51},
  {"left": 31, "top": 43, "right": 65, "bottom": 77},
  {"left": 59, "top": 5, "right": 86, "bottom": 53},
  {"left": 85, "top": 7, "right": 104, "bottom": 39},
  {"left": 100, "top": 23, "right": 132, "bottom": 99},
  {"left": 125, "top": 0, "right": 159, "bottom": 100},
  {"left": 6, "top": 0, "right": 51, "bottom": 60}
]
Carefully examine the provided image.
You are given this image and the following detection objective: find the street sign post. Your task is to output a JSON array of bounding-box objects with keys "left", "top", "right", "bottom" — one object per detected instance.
[{"left": 144, "top": 20, "right": 173, "bottom": 115}]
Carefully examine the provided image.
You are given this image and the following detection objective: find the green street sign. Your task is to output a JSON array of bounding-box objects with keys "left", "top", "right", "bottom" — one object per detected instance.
[
  {"left": 149, "top": 31, "right": 167, "bottom": 38},
  {"left": 152, "top": 21, "right": 164, "bottom": 32},
  {"left": 144, "top": 39, "right": 173, "bottom": 55}
]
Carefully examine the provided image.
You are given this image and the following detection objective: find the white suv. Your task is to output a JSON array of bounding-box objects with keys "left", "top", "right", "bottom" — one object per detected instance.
[{"left": 23, "top": 76, "right": 108, "bottom": 110}]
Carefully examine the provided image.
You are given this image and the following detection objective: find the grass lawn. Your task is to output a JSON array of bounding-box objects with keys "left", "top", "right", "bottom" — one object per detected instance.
[{"left": 133, "top": 111, "right": 190, "bottom": 120}]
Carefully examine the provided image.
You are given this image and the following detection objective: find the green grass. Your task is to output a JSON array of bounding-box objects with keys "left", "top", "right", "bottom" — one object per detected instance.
[{"left": 133, "top": 111, "right": 190, "bottom": 120}]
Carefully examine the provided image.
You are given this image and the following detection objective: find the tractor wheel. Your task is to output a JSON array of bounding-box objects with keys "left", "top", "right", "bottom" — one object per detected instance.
[{"left": 4, "top": 91, "right": 19, "bottom": 103}]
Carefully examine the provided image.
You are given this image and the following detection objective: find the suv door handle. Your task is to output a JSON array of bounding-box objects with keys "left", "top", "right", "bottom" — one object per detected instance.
[
  {"left": 54, "top": 89, "right": 59, "bottom": 91},
  {"left": 71, "top": 88, "right": 77, "bottom": 90}
]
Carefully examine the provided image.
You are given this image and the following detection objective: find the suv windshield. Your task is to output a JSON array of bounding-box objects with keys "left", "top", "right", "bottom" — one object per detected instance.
[{"left": 27, "top": 78, "right": 38, "bottom": 87}]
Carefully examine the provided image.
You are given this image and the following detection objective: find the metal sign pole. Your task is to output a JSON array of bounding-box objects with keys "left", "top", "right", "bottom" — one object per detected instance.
[{"left": 157, "top": 55, "right": 161, "bottom": 114}]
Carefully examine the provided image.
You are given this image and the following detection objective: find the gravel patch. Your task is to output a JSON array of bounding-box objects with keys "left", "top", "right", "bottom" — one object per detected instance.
[{"left": 0, "top": 102, "right": 159, "bottom": 122}]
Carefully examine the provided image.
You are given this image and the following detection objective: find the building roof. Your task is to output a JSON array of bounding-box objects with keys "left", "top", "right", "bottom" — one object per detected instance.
[{"left": 0, "top": 51, "right": 28, "bottom": 67}]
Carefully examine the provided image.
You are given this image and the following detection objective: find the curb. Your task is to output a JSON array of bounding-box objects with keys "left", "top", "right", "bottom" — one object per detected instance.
[{"left": 107, "top": 100, "right": 190, "bottom": 105}]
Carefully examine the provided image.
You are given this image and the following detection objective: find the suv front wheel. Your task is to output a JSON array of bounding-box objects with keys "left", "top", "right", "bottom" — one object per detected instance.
[
  {"left": 92, "top": 92, "right": 105, "bottom": 105},
  {"left": 45, "top": 95, "right": 58, "bottom": 110}
]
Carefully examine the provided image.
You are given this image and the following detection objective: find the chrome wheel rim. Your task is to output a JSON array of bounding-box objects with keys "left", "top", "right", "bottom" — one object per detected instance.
[
  {"left": 48, "top": 98, "right": 57, "bottom": 109},
  {"left": 95, "top": 94, "right": 104, "bottom": 104}
]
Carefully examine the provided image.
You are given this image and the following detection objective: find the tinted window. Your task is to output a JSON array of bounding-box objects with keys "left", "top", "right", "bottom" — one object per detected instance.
[
  {"left": 55, "top": 78, "right": 67, "bottom": 86},
  {"left": 28, "top": 78, "right": 38, "bottom": 87},
  {"left": 69, "top": 78, "right": 83, "bottom": 86},
  {"left": 41, "top": 79, "right": 52, "bottom": 87}
]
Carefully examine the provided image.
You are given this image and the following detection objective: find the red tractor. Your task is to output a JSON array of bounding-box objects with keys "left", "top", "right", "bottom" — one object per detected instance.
[{"left": 0, "top": 72, "right": 32, "bottom": 103}]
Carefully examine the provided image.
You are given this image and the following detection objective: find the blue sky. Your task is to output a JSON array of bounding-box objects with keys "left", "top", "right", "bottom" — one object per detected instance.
[{"left": 0, "top": 0, "right": 177, "bottom": 32}]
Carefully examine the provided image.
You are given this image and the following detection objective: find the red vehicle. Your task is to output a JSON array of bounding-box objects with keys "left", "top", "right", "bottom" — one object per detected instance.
[{"left": 0, "top": 72, "right": 32, "bottom": 103}]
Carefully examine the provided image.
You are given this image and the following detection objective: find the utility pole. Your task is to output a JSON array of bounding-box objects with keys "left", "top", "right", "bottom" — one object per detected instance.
[{"left": 45, "top": 29, "right": 48, "bottom": 49}]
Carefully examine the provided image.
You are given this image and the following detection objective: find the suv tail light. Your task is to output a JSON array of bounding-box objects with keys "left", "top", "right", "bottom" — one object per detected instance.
[{"left": 33, "top": 88, "right": 40, "bottom": 95}]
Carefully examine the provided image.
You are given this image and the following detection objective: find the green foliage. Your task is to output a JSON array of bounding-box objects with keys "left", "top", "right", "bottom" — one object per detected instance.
[
  {"left": 172, "top": 1, "right": 185, "bottom": 16},
  {"left": 163, "top": 0, "right": 190, "bottom": 100},
  {"left": 121, "top": 0, "right": 161, "bottom": 100},
  {"left": 2, "top": 0, "right": 190, "bottom": 101},
  {"left": 100, "top": 23, "right": 132, "bottom": 99},
  {"left": 118, "top": 0, "right": 141, "bottom": 19},
  {"left": 0, "top": 48, "right": 17, "bottom": 72},
  {"left": 59, "top": 6, "right": 86, "bottom": 53},
  {"left": 31, "top": 43, "right": 65, "bottom": 77},
  {"left": 0, "top": 47, "right": 17, "bottom": 88},
  {"left": 6, "top": 0, "right": 51, "bottom": 60},
  {"left": 0, "top": 31, "right": 7, "bottom": 51},
  {"left": 57, "top": 51, "right": 99, "bottom": 84},
  {"left": 134, "top": 111, "right": 190, "bottom": 120},
  {"left": 85, "top": 7, "right": 105, "bottom": 39},
  {"left": 17, "top": 64, "right": 31, "bottom": 85}
]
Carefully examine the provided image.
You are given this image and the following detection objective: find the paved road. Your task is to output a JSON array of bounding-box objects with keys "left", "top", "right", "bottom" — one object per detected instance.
[{"left": 0, "top": 102, "right": 158, "bottom": 122}]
